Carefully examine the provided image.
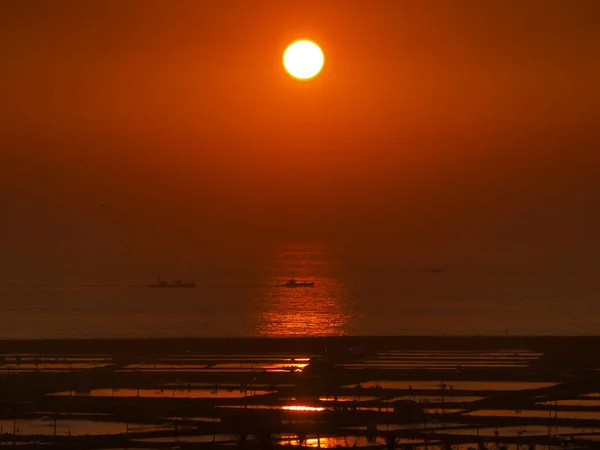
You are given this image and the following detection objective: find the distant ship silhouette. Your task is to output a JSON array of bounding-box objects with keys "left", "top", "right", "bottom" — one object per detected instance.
[
  {"left": 281, "top": 278, "right": 315, "bottom": 288},
  {"left": 149, "top": 277, "right": 196, "bottom": 288}
]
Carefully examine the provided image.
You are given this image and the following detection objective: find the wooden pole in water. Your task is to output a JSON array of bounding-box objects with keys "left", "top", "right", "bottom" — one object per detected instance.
[
  {"left": 441, "top": 380, "right": 446, "bottom": 418},
  {"left": 547, "top": 408, "right": 551, "bottom": 450}
]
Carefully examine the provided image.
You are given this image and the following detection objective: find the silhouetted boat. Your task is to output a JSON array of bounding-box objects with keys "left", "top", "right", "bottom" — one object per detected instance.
[
  {"left": 149, "top": 277, "right": 196, "bottom": 288},
  {"left": 282, "top": 278, "right": 314, "bottom": 288}
]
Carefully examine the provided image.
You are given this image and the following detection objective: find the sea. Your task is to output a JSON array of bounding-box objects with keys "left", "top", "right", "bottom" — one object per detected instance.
[{"left": 1, "top": 243, "right": 599, "bottom": 339}]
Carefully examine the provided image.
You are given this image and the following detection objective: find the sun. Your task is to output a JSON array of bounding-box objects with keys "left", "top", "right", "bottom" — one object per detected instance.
[{"left": 283, "top": 40, "right": 324, "bottom": 80}]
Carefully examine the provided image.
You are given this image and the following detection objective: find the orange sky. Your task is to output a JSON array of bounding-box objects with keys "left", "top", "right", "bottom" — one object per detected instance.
[{"left": 1, "top": 0, "right": 599, "bottom": 282}]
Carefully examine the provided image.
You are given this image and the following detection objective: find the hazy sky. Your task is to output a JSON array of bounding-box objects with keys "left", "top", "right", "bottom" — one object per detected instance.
[{"left": 1, "top": 1, "right": 599, "bottom": 283}]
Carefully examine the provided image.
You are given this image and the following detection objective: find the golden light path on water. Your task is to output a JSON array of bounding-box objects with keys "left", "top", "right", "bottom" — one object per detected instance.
[
  {"left": 251, "top": 243, "right": 352, "bottom": 337},
  {"left": 281, "top": 405, "right": 325, "bottom": 412}
]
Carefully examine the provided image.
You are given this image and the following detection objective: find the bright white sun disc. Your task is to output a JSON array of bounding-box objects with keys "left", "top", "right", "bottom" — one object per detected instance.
[{"left": 283, "top": 40, "right": 324, "bottom": 79}]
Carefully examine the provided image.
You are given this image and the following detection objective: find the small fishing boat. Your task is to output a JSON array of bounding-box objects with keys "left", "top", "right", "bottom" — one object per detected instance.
[{"left": 282, "top": 278, "right": 315, "bottom": 288}]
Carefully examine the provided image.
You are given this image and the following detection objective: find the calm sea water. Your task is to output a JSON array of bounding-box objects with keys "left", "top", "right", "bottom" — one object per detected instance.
[{"left": 1, "top": 244, "right": 599, "bottom": 339}]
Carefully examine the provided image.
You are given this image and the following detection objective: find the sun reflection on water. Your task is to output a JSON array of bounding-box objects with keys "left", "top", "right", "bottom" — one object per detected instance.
[
  {"left": 281, "top": 405, "right": 325, "bottom": 412},
  {"left": 251, "top": 243, "right": 352, "bottom": 337}
]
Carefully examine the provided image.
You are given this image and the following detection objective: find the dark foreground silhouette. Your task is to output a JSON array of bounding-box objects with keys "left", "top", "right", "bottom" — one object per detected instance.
[{"left": 1, "top": 336, "right": 600, "bottom": 449}]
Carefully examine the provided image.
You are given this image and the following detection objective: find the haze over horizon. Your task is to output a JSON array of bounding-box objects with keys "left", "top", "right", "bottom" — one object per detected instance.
[{"left": 2, "top": 1, "right": 600, "bottom": 285}]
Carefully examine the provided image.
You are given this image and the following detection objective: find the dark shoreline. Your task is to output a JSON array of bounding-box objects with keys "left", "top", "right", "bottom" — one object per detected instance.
[{"left": 2, "top": 335, "right": 600, "bottom": 355}]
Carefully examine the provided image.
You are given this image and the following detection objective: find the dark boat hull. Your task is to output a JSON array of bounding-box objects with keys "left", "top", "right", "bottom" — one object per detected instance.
[{"left": 282, "top": 282, "right": 314, "bottom": 288}]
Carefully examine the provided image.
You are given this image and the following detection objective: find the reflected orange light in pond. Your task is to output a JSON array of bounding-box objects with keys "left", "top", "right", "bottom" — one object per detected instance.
[
  {"left": 265, "top": 362, "right": 308, "bottom": 372},
  {"left": 282, "top": 405, "right": 325, "bottom": 412},
  {"left": 251, "top": 243, "right": 352, "bottom": 337}
]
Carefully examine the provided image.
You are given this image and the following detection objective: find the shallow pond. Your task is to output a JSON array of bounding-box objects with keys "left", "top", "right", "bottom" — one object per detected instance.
[
  {"left": 0, "top": 419, "right": 158, "bottom": 436},
  {"left": 49, "top": 388, "right": 271, "bottom": 399},
  {"left": 466, "top": 410, "right": 600, "bottom": 420},
  {"left": 346, "top": 381, "right": 555, "bottom": 391}
]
